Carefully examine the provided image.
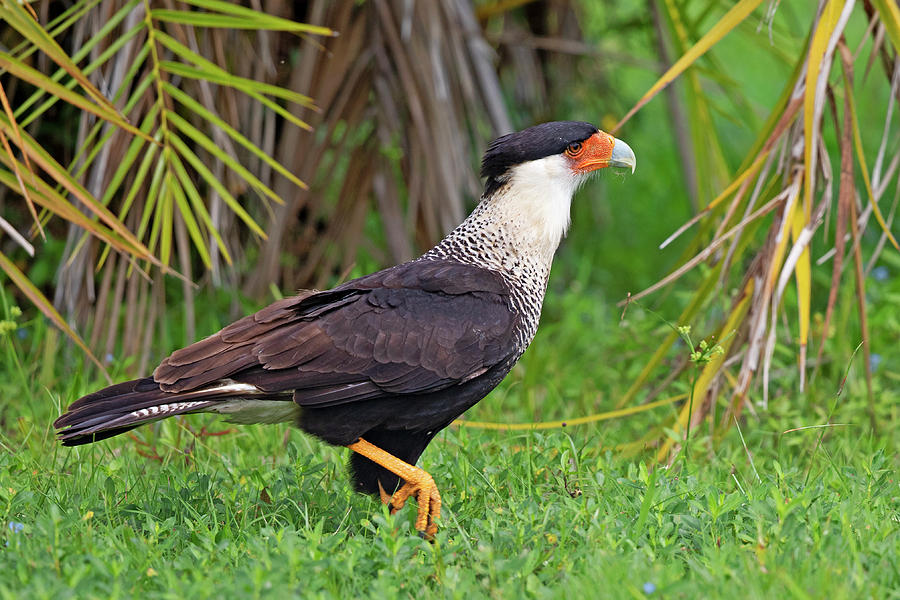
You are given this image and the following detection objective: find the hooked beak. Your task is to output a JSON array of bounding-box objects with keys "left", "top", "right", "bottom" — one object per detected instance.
[
  {"left": 608, "top": 138, "right": 636, "bottom": 174},
  {"left": 572, "top": 132, "right": 636, "bottom": 175}
]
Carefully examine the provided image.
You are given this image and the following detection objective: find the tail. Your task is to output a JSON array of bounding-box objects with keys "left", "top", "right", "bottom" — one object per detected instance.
[{"left": 54, "top": 377, "right": 298, "bottom": 446}]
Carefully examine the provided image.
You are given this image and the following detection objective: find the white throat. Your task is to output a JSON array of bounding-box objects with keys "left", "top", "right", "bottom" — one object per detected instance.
[{"left": 484, "top": 154, "right": 581, "bottom": 261}]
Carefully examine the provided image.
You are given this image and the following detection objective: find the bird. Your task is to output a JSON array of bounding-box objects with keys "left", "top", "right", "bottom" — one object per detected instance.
[{"left": 54, "top": 121, "right": 635, "bottom": 538}]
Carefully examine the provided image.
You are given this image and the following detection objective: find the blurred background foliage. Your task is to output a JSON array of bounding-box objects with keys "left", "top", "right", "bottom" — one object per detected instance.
[{"left": 1, "top": 0, "right": 898, "bottom": 458}]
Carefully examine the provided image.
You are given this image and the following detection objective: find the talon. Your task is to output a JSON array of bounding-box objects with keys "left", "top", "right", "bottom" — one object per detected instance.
[
  {"left": 389, "top": 481, "right": 416, "bottom": 513},
  {"left": 396, "top": 473, "right": 441, "bottom": 539},
  {"left": 348, "top": 438, "right": 444, "bottom": 538}
]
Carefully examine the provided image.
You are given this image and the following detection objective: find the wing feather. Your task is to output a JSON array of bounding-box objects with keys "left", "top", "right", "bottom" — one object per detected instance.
[{"left": 152, "top": 259, "right": 519, "bottom": 405}]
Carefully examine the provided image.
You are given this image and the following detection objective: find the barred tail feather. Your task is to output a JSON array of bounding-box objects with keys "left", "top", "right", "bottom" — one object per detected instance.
[{"left": 54, "top": 377, "right": 295, "bottom": 446}]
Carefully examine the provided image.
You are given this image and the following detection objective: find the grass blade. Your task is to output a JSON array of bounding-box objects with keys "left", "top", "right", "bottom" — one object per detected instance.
[
  {"left": 149, "top": 8, "right": 333, "bottom": 35},
  {"left": 616, "top": 266, "right": 721, "bottom": 408},
  {"left": 0, "top": 0, "right": 119, "bottom": 115},
  {"left": 845, "top": 73, "right": 899, "bottom": 251},
  {"left": 620, "top": 193, "right": 785, "bottom": 306},
  {"left": 0, "top": 52, "right": 153, "bottom": 144},
  {"left": 817, "top": 72, "right": 854, "bottom": 368},
  {"left": 154, "top": 32, "right": 314, "bottom": 130},
  {"left": 159, "top": 61, "right": 314, "bottom": 105},
  {"left": 12, "top": 0, "right": 143, "bottom": 123},
  {"left": 0, "top": 112, "right": 157, "bottom": 262},
  {"left": 100, "top": 104, "right": 159, "bottom": 207},
  {"left": 803, "top": 0, "right": 851, "bottom": 216},
  {"left": 166, "top": 110, "right": 282, "bottom": 204},
  {"left": 158, "top": 169, "right": 175, "bottom": 268},
  {"left": 167, "top": 133, "right": 266, "bottom": 238},
  {"left": 167, "top": 170, "right": 212, "bottom": 269},
  {"left": 789, "top": 201, "right": 812, "bottom": 388},
  {"left": 135, "top": 152, "right": 167, "bottom": 244},
  {"left": 153, "top": 31, "right": 311, "bottom": 106},
  {"left": 455, "top": 394, "right": 686, "bottom": 431},
  {"left": 614, "top": 0, "right": 765, "bottom": 131},
  {"left": 163, "top": 82, "right": 307, "bottom": 191},
  {"left": 870, "top": 0, "right": 900, "bottom": 53},
  {"left": 0, "top": 83, "right": 42, "bottom": 240},
  {"left": 168, "top": 149, "right": 232, "bottom": 265},
  {"left": 848, "top": 194, "right": 875, "bottom": 429},
  {"left": 0, "top": 252, "right": 109, "bottom": 381},
  {"left": 176, "top": 0, "right": 335, "bottom": 36},
  {"left": 0, "top": 151, "right": 149, "bottom": 259},
  {"left": 659, "top": 149, "right": 771, "bottom": 249}
]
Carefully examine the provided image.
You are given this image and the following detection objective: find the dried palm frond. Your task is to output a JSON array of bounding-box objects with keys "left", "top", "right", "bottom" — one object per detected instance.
[
  {"left": 615, "top": 0, "right": 899, "bottom": 460},
  {"left": 1, "top": 0, "right": 333, "bottom": 369},
  {"left": 246, "top": 0, "right": 515, "bottom": 296},
  {"left": 3, "top": 0, "right": 529, "bottom": 373}
]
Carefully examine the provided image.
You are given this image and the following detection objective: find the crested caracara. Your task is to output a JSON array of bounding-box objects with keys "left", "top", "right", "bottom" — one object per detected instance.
[{"left": 55, "top": 121, "right": 636, "bottom": 537}]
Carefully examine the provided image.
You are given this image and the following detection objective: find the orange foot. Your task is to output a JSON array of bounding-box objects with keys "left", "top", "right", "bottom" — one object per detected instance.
[
  {"left": 349, "top": 438, "right": 442, "bottom": 539},
  {"left": 378, "top": 473, "right": 442, "bottom": 538}
]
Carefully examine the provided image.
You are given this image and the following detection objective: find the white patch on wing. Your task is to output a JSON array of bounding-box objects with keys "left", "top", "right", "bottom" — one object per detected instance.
[{"left": 204, "top": 380, "right": 264, "bottom": 395}]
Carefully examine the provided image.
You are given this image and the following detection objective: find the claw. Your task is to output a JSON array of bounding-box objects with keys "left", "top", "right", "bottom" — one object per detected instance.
[
  {"left": 390, "top": 476, "right": 440, "bottom": 538},
  {"left": 348, "top": 438, "right": 443, "bottom": 538},
  {"left": 389, "top": 481, "right": 413, "bottom": 513}
]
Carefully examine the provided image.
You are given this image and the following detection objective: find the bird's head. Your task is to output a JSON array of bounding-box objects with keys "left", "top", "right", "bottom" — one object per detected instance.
[
  {"left": 478, "top": 121, "right": 635, "bottom": 252},
  {"left": 480, "top": 121, "right": 635, "bottom": 197}
]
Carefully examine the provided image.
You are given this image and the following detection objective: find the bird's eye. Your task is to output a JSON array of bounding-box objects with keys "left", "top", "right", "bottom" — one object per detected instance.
[{"left": 566, "top": 142, "right": 583, "bottom": 156}]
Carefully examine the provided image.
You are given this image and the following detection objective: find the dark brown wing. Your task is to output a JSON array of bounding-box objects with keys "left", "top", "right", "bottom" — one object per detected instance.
[{"left": 153, "top": 259, "right": 518, "bottom": 407}]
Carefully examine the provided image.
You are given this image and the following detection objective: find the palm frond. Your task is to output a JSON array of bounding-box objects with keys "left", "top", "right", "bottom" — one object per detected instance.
[
  {"left": 0, "top": 0, "right": 333, "bottom": 365},
  {"left": 616, "top": 0, "right": 900, "bottom": 458}
]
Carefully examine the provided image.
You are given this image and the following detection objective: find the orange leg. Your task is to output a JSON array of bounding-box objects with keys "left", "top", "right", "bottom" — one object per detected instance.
[{"left": 347, "top": 438, "right": 442, "bottom": 538}]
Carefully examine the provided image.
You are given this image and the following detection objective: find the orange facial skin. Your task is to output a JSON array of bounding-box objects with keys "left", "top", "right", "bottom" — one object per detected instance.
[{"left": 566, "top": 131, "right": 618, "bottom": 174}]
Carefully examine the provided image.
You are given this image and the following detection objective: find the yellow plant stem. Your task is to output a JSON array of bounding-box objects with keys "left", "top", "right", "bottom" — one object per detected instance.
[{"left": 454, "top": 394, "right": 685, "bottom": 431}]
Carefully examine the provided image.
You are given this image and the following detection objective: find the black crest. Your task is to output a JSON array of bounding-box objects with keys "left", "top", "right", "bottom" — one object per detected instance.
[{"left": 480, "top": 121, "right": 599, "bottom": 195}]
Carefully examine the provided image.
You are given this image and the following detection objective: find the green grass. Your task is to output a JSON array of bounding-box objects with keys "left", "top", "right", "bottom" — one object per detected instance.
[
  {"left": 1, "top": 275, "right": 898, "bottom": 599},
  {"left": 3, "top": 0, "right": 898, "bottom": 595}
]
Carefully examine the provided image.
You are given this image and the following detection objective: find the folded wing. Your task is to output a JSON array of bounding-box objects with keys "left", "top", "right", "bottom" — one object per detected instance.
[{"left": 153, "top": 259, "right": 519, "bottom": 407}]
